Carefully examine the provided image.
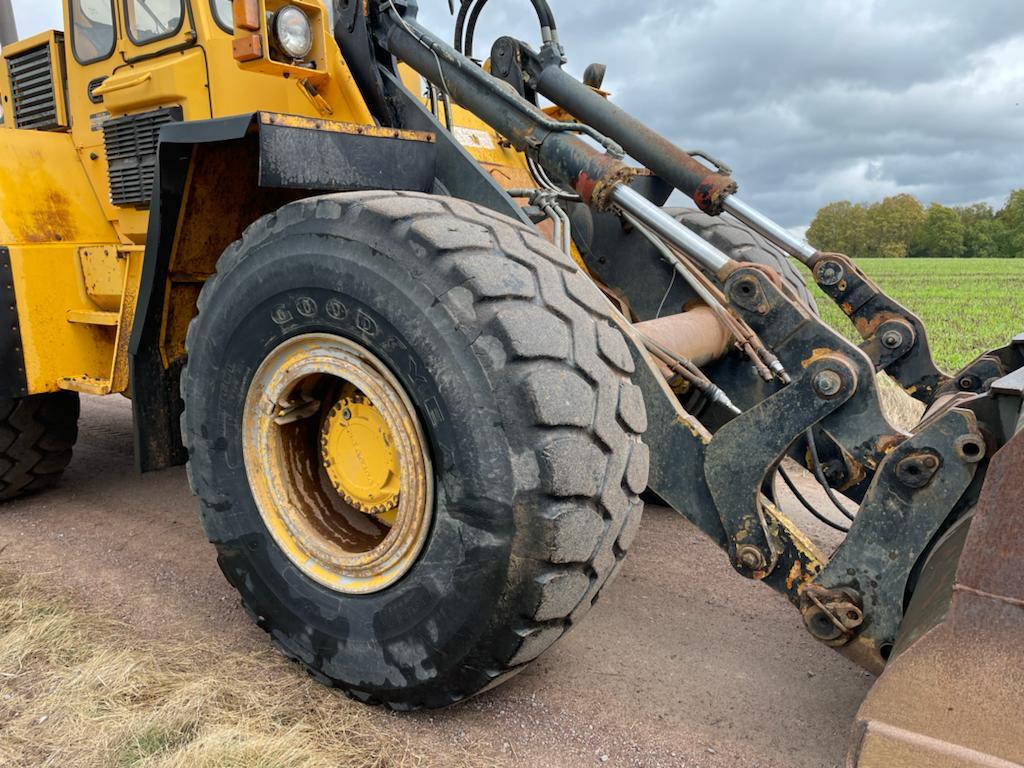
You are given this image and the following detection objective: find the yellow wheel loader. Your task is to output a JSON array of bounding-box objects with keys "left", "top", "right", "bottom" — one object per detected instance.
[{"left": 1, "top": 1, "right": 1021, "bottom": 764}]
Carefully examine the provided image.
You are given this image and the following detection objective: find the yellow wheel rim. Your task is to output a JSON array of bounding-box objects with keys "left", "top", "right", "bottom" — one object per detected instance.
[{"left": 242, "top": 333, "right": 433, "bottom": 595}]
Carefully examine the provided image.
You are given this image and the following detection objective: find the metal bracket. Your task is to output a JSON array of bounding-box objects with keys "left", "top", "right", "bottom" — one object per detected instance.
[
  {"left": 810, "top": 407, "right": 984, "bottom": 663},
  {"left": 705, "top": 354, "right": 857, "bottom": 578},
  {"left": 810, "top": 253, "right": 948, "bottom": 403}
]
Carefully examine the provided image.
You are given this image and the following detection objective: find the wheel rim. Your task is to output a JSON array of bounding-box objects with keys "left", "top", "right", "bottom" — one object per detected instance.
[{"left": 242, "top": 333, "right": 433, "bottom": 594}]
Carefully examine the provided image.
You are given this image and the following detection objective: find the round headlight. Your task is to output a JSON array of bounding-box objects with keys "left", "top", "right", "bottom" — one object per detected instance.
[{"left": 272, "top": 5, "right": 313, "bottom": 60}]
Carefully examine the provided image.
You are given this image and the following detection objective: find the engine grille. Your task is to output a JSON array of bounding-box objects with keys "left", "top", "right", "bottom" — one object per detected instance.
[
  {"left": 6, "top": 39, "right": 62, "bottom": 131},
  {"left": 102, "top": 107, "right": 182, "bottom": 208}
]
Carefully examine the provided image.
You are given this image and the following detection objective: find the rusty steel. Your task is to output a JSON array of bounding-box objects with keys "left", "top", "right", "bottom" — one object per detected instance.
[
  {"left": 849, "top": 429, "right": 1024, "bottom": 767},
  {"left": 527, "top": 48, "right": 737, "bottom": 214}
]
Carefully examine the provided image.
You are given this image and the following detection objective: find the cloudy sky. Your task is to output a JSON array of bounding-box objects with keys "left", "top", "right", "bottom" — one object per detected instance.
[{"left": 9, "top": 0, "right": 1023, "bottom": 228}]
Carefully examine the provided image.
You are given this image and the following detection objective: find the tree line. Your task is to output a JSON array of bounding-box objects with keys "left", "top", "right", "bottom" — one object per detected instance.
[{"left": 806, "top": 190, "right": 1024, "bottom": 258}]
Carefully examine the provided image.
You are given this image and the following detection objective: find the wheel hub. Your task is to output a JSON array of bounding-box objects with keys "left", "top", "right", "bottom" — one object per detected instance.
[
  {"left": 242, "top": 334, "right": 432, "bottom": 595},
  {"left": 320, "top": 394, "right": 401, "bottom": 519}
]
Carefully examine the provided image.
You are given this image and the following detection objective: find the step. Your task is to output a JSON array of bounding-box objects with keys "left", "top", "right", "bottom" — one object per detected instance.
[
  {"left": 58, "top": 375, "right": 113, "bottom": 395},
  {"left": 66, "top": 309, "right": 120, "bottom": 326}
]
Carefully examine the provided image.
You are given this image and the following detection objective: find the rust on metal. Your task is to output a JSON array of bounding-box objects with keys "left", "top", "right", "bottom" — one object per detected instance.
[
  {"left": 848, "top": 429, "right": 1024, "bottom": 767},
  {"left": 258, "top": 112, "right": 436, "bottom": 143},
  {"left": 693, "top": 172, "right": 739, "bottom": 215}
]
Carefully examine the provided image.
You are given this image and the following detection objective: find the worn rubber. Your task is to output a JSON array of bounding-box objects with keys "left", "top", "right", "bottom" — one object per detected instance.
[
  {"left": 668, "top": 208, "right": 817, "bottom": 312},
  {"left": 181, "top": 191, "right": 647, "bottom": 709},
  {"left": 0, "top": 392, "right": 80, "bottom": 501}
]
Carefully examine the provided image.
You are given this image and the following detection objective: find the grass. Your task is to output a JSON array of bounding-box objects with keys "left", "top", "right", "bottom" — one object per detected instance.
[
  {"left": 0, "top": 572, "right": 498, "bottom": 768},
  {"left": 793, "top": 258, "right": 1024, "bottom": 430},
  {"left": 801, "top": 258, "right": 1024, "bottom": 372}
]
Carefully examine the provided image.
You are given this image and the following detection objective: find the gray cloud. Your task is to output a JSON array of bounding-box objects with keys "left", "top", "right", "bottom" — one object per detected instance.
[{"left": 11, "top": 0, "right": 1022, "bottom": 227}]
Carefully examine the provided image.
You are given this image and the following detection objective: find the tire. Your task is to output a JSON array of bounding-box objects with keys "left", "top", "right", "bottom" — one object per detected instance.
[
  {"left": 182, "top": 191, "right": 648, "bottom": 709},
  {"left": 0, "top": 392, "right": 80, "bottom": 501},
  {"left": 668, "top": 208, "right": 817, "bottom": 313}
]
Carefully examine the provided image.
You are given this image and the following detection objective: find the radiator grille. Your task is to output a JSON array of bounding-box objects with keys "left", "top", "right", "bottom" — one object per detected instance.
[
  {"left": 102, "top": 107, "right": 181, "bottom": 208},
  {"left": 6, "top": 41, "right": 61, "bottom": 131}
]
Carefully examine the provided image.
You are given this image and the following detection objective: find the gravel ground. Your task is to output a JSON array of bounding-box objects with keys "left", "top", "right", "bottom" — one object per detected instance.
[{"left": 0, "top": 395, "right": 874, "bottom": 767}]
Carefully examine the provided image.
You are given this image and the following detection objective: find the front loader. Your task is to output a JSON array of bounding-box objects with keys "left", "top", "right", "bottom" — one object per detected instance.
[{"left": 1, "top": 1, "right": 1021, "bottom": 764}]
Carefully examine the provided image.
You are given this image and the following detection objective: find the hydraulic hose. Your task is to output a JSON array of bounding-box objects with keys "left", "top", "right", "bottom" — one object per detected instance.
[{"left": 455, "top": 0, "right": 557, "bottom": 55}]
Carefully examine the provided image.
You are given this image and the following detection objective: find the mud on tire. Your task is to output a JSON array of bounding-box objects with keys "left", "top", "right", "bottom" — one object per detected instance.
[
  {"left": 181, "top": 191, "right": 648, "bottom": 709},
  {"left": 0, "top": 392, "right": 80, "bottom": 501}
]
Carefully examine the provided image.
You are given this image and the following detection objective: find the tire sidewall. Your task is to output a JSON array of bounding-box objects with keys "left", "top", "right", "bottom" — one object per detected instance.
[{"left": 184, "top": 230, "right": 520, "bottom": 700}]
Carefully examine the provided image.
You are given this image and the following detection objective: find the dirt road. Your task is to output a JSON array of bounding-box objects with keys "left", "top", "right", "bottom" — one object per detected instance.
[{"left": 0, "top": 396, "right": 872, "bottom": 767}]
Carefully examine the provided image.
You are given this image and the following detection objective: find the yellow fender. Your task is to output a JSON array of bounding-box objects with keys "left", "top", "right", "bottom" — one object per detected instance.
[{"left": 0, "top": 129, "right": 127, "bottom": 397}]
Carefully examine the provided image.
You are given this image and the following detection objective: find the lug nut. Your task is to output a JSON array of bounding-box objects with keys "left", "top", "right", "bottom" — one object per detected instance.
[{"left": 813, "top": 370, "right": 843, "bottom": 398}]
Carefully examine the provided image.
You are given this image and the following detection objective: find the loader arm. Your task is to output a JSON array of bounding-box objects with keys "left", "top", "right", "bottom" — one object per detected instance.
[{"left": 344, "top": 0, "right": 1024, "bottom": 677}]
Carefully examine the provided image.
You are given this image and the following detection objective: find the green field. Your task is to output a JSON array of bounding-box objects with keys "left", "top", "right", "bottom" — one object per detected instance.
[{"left": 800, "top": 259, "right": 1024, "bottom": 372}]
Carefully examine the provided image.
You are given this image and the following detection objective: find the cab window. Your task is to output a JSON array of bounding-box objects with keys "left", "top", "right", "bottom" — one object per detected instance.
[
  {"left": 211, "top": 0, "right": 231, "bottom": 31},
  {"left": 71, "top": 0, "right": 116, "bottom": 64},
  {"left": 124, "top": 0, "right": 185, "bottom": 45}
]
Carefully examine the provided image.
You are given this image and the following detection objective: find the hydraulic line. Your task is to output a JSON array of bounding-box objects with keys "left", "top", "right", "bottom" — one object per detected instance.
[
  {"left": 610, "top": 186, "right": 731, "bottom": 273},
  {"left": 455, "top": 0, "right": 558, "bottom": 56},
  {"left": 805, "top": 429, "right": 858, "bottom": 522},
  {"left": 723, "top": 196, "right": 818, "bottom": 265},
  {"left": 386, "top": 4, "right": 624, "bottom": 157},
  {"left": 620, "top": 207, "right": 777, "bottom": 382},
  {"left": 777, "top": 466, "right": 850, "bottom": 533},
  {"left": 640, "top": 334, "right": 740, "bottom": 415}
]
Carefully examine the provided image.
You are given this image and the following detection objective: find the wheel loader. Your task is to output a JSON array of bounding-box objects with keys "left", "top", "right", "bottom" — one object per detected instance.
[{"left": 1, "top": 1, "right": 1021, "bottom": 765}]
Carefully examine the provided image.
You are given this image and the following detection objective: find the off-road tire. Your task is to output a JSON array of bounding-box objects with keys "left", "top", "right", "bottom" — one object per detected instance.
[
  {"left": 668, "top": 208, "right": 817, "bottom": 312},
  {"left": 0, "top": 392, "right": 80, "bottom": 501},
  {"left": 182, "top": 191, "right": 648, "bottom": 709}
]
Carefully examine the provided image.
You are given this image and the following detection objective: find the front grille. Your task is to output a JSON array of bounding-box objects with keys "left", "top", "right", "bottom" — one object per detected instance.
[
  {"left": 6, "top": 40, "right": 61, "bottom": 130},
  {"left": 102, "top": 107, "right": 181, "bottom": 208}
]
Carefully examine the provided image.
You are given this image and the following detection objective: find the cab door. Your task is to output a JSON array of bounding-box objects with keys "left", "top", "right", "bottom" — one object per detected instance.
[
  {"left": 102, "top": 0, "right": 210, "bottom": 117},
  {"left": 65, "top": 0, "right": 212, "bottom": 242}
]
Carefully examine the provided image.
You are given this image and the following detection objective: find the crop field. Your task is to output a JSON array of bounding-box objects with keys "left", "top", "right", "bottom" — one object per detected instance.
[{"left": 803, "top": 258, "right": 1024, "bottom": 372}]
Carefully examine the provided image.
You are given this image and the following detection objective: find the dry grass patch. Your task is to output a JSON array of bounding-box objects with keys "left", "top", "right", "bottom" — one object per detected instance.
[{"left": 0, "top": 572, "right": 499, "bottom": 768}]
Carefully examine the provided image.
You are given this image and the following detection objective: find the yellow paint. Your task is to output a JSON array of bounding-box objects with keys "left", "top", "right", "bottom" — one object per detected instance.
[
  {"left": 0, "top": 131, "right": 116, "bottom": 245},
  {"left": 321, "top": 395, "right": 402, "bottom": 515},
  {"left": 2, "top": 32, "right": 70, "bottom": 129},
  {"left": 243, "top": 334, "right": 434, "bottom": 595},
  {"left": 0, "top": 0, "right": 577, "bottom": 403},
  {"left": 11, "top": 242, "right": 143, "bottom": 395}
]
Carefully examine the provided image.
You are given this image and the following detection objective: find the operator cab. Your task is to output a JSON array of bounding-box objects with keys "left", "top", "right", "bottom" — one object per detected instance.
[{"left": 1, "top": 0, "right": 369, "bottom": 241}]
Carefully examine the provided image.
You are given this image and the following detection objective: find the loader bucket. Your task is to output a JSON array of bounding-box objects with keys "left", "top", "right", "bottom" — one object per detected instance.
[{"left": 847, "top": 428, "right": 1024, "bottom": 768}]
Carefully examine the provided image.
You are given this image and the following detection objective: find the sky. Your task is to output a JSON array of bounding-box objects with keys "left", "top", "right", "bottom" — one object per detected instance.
[{"left": 9, "top": 0, "right": 1023, "bottom": 228}]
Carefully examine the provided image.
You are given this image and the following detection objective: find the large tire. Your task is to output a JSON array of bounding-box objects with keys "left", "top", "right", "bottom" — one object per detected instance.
[
  {"left": 668, "top": 208, "right": 817, "bottom": 313},
  {"left": 0, "top": 392, "right": 80, "bottom": 501},
  {"left": 182, "top": 191, "right": 647, "bottom": 709}
]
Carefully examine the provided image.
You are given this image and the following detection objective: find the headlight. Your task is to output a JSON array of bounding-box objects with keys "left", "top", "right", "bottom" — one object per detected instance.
[{"left": 272, "top": 5, "right": 313, "bottom": 60}]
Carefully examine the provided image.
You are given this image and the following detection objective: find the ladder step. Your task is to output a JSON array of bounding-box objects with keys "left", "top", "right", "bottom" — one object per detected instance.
[
  {"left": 59, "top": 375, "right": 113, "bottom": 395},
  {"left": 66, "top": 309, "right": 119, "bottom": 326}
]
